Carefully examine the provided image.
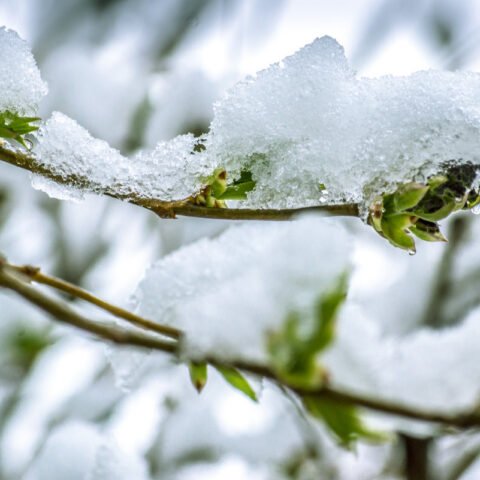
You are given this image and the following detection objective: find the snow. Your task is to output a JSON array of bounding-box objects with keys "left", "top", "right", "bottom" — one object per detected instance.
[
  {"left": 208, "top": 36, "right": 480, "bottom": 213},
  {"left": 33, "top": 112, "right": 213, "bottom": 202},
  {"left": 326, "top": 305, "right": 480, "bottom": 414},
  {"left": 29, "top": 36, "right": 480, "bottom": 212},
  {"left": 0, "top": 27, "right": 47, "bottom": 115},
  {"left": 134, "top": 216, "right": 351, "bottom": 361},
  {"left": 25, "top": 421, "right": 148, "bottom": 480}
]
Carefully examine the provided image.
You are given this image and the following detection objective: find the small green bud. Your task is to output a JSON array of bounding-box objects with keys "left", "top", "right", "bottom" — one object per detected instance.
[
  {"left": 210, "top": 169, "right": 227, "bottom": 198},
  {"left": 369, "top": 197, "right": 384, "bottom": 233},
  {"left": 189, "top": 362, "right": 208, "bottom": 393}
]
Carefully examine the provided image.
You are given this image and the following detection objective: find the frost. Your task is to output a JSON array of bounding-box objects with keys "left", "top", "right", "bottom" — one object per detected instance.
[
  {"left": 0, "top": 27, "right": 47, "bottom": 115},
  {"left": 134, "top": 216, "right": 351, "bottom": 361},
  {"left": 33, "top": 112, "right": 214, "bottom": 201},
  {"left": 208, "top": 36, "right": 480, "bottom": 212}
]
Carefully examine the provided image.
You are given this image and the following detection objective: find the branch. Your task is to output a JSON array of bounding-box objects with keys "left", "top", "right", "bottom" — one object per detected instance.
[
  {"left": 1, "top": 258, "right": 480, "bottom": 430},
  {"left": 6, "top": 263, "right": 181, "bottom": 340},
  {"left": 0, "top": 262, "right": 178, "bottom": 354},
  {"left": 0, "top": 143, "right": 360, "bottom": 220},
  {"left": 422, "top": 215, "right": 470, "bottom": 328}
]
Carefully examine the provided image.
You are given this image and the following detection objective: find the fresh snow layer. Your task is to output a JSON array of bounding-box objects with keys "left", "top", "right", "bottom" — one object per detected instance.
[
  {"left": 0, "top": 27, "right": 47, "bottom": 115},
  {"left": 33, "top": 112, "right": 214, "bottom": 201},
  {"left": 134, "top": 216, "right": 351, "bottom": 361},
  {"left": 326, "top": 306, "right": 480, "bottom": 413},
  {"left": 208, "top": 36, "right": 480, "bottom": 211},
  {"left": 32, "top": 36, "right": 480, "bottom": 210}
]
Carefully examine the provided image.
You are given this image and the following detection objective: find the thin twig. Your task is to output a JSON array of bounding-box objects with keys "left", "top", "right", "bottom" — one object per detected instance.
[
  {"left": 0, "top": 266, "right": 178, "bottom": 353},
  {"left": 1, "top": 259, "right": 480, "bottom": 429},
  {"left": 0, "top": 143, "right": 360, "bottom": 220},
  {"left": 170, "top": 203, "right": 359, "bottom": 220},
  {"left": 6, "top": 263, "right": 181, "bottom": 340},
  {"left": 422, "top": 215, "right": 470, "bottom": 328}
]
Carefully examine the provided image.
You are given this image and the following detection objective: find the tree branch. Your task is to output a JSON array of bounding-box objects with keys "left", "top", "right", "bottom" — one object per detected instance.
[
  {"left": 1, "top": 257, "right": 480, "bottom": 430},
  {"left": 422, "top": 215, "right": 470, "bottom": 328},
  {"left": 5, "top": 262, "right": 181, "bottom": 340},
  {"left": 0, "top": 143, "right": 360, "bottom": 220},
  {"left": 0, "top": 263, "right": 178, "bottom": 354}
]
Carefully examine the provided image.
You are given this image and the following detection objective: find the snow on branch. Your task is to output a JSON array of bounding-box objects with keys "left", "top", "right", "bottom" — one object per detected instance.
[
  {"left": 0, "top": 28, "right": 479, "bottom": 230},
  {"left": 0, "top": 27, "right": 47, "bottom": 115}
]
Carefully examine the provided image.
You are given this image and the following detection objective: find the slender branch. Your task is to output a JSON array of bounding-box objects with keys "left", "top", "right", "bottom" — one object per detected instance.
[
  {"left": 170, "top": 203, "right": 359, "bottom": 220},
  {"left": 0, "top": 143, "right": 360, "bottom": 220},
  {"left": 6, "top": 263, "right": 181, "bottom": 340},
  {"left": 219, "top": 358, "right": 480, "bottom": 428},
  {"left": 1, "top": 257, "right": 480, "bottom": 430},
  {"left": 401, "top": 434, "right": 431, "bottom": 480},
  {"left": 0, "top": 265, "right": 178, "bottom": 353},
  {"left": 422, "top": 215, "right": 470, "bottom": 328}
]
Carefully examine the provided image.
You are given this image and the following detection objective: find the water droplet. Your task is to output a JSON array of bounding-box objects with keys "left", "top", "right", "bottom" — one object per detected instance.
[
  {"left": 472, "top": 204, "right": 480, "bottom": 215},
  {"left": 408, "top": 249, "right": 416, "bottom": 256}
]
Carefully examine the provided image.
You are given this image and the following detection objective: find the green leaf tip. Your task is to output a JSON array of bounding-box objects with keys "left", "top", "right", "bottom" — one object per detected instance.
[
  {"left": 0, "top": 111, "right": 40, "bottom": 149},
  {"left": 303, "top": 396, "right": 389, "bottom": 449},
  {"left": 214, "top": 365, "right": 258, "bottom": 402},
  {"left": 188, "top": 362, "right": 208, "bottom": 394},
  {"left": 368, "top": 162, "right": 480, "bottom": 252},
  {"left": 393, "top": 182, "right": 429, "bottom": 212}
]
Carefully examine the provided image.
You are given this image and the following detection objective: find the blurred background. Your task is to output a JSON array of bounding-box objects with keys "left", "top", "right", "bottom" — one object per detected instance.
[{"left": 1, "top": 0, "right": 480, "bottom": 479}]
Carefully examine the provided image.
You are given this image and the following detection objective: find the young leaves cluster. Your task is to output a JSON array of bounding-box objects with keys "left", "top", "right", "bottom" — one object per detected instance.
[
  {"left": 265, "top": 273, "right": 385, "bottom": 447},
  {"left": 368, "top": 162, "right": 480, "bottom": 252},
  {"left": 267, "top": 273, "right": 348, "bottom": 389},
  {"left": 191, "top": 169, "right": 256, "bottom": 207},
  {"left": 0, "top": 111, "right": 40, "bottom": 149}
]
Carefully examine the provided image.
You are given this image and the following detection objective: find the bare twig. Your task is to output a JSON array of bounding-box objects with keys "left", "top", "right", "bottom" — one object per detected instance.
[
  {"left": 401, "top": 434, "right": 431, "bottom": 480},
  {"left": 6, "top": 263, "right": 181, "bottom": 340},
  {"left": 0, "top": 143, "right": 359, "bottom": 220},
  {"left": 0, "top": 265, "right": 178, "bottom": 353}
]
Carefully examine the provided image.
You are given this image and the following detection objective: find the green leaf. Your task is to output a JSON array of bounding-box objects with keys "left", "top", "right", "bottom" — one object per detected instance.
[
  {"left": 215, "top": 365, "right": 257, "bottom": 401},
  {"left": 268, "top": 313, "right": 327, "bottom": 389},
  {"left": 410, "top": 221, "right": 447, "bottom": 243},
  {"left": 0, "top": 111, "right": 40, "bottom": 149},
  {"left": 218, "top": 181, "right": 256, "bottom": 200},
  {"left": 303, "top": 396, "right": 388, "bottom": 448},
  {"left": 218, "top": 170, "right": 256, "bottom": 201},
  {"left": 427, "top": 174, "right": 448, "bottom": 189},
  {"left": 467, "top": 192, "right": 480, "bottom": 210},
  {"left": 6, "top": 325, "right": 52, "bottom": 371},
  {"left": 311, "top": 273, "right": 348, "bottom": 353},
  {"left": 393, "top": 183, "right": 430, "bottom": 212},
  {"left": 412, "top": 199, "right": 456, "bottom": 222},
  {"left": 188, "top": 362, "right": 208, "bottom": 393},
  {"left": 380, "top": 215, "right": 416, "bottom": 252}
]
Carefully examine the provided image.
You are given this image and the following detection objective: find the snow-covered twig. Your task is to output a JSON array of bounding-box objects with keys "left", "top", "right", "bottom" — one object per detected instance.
[{"left": 0, "top": 143, "right": 359, "bottom": 220}]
